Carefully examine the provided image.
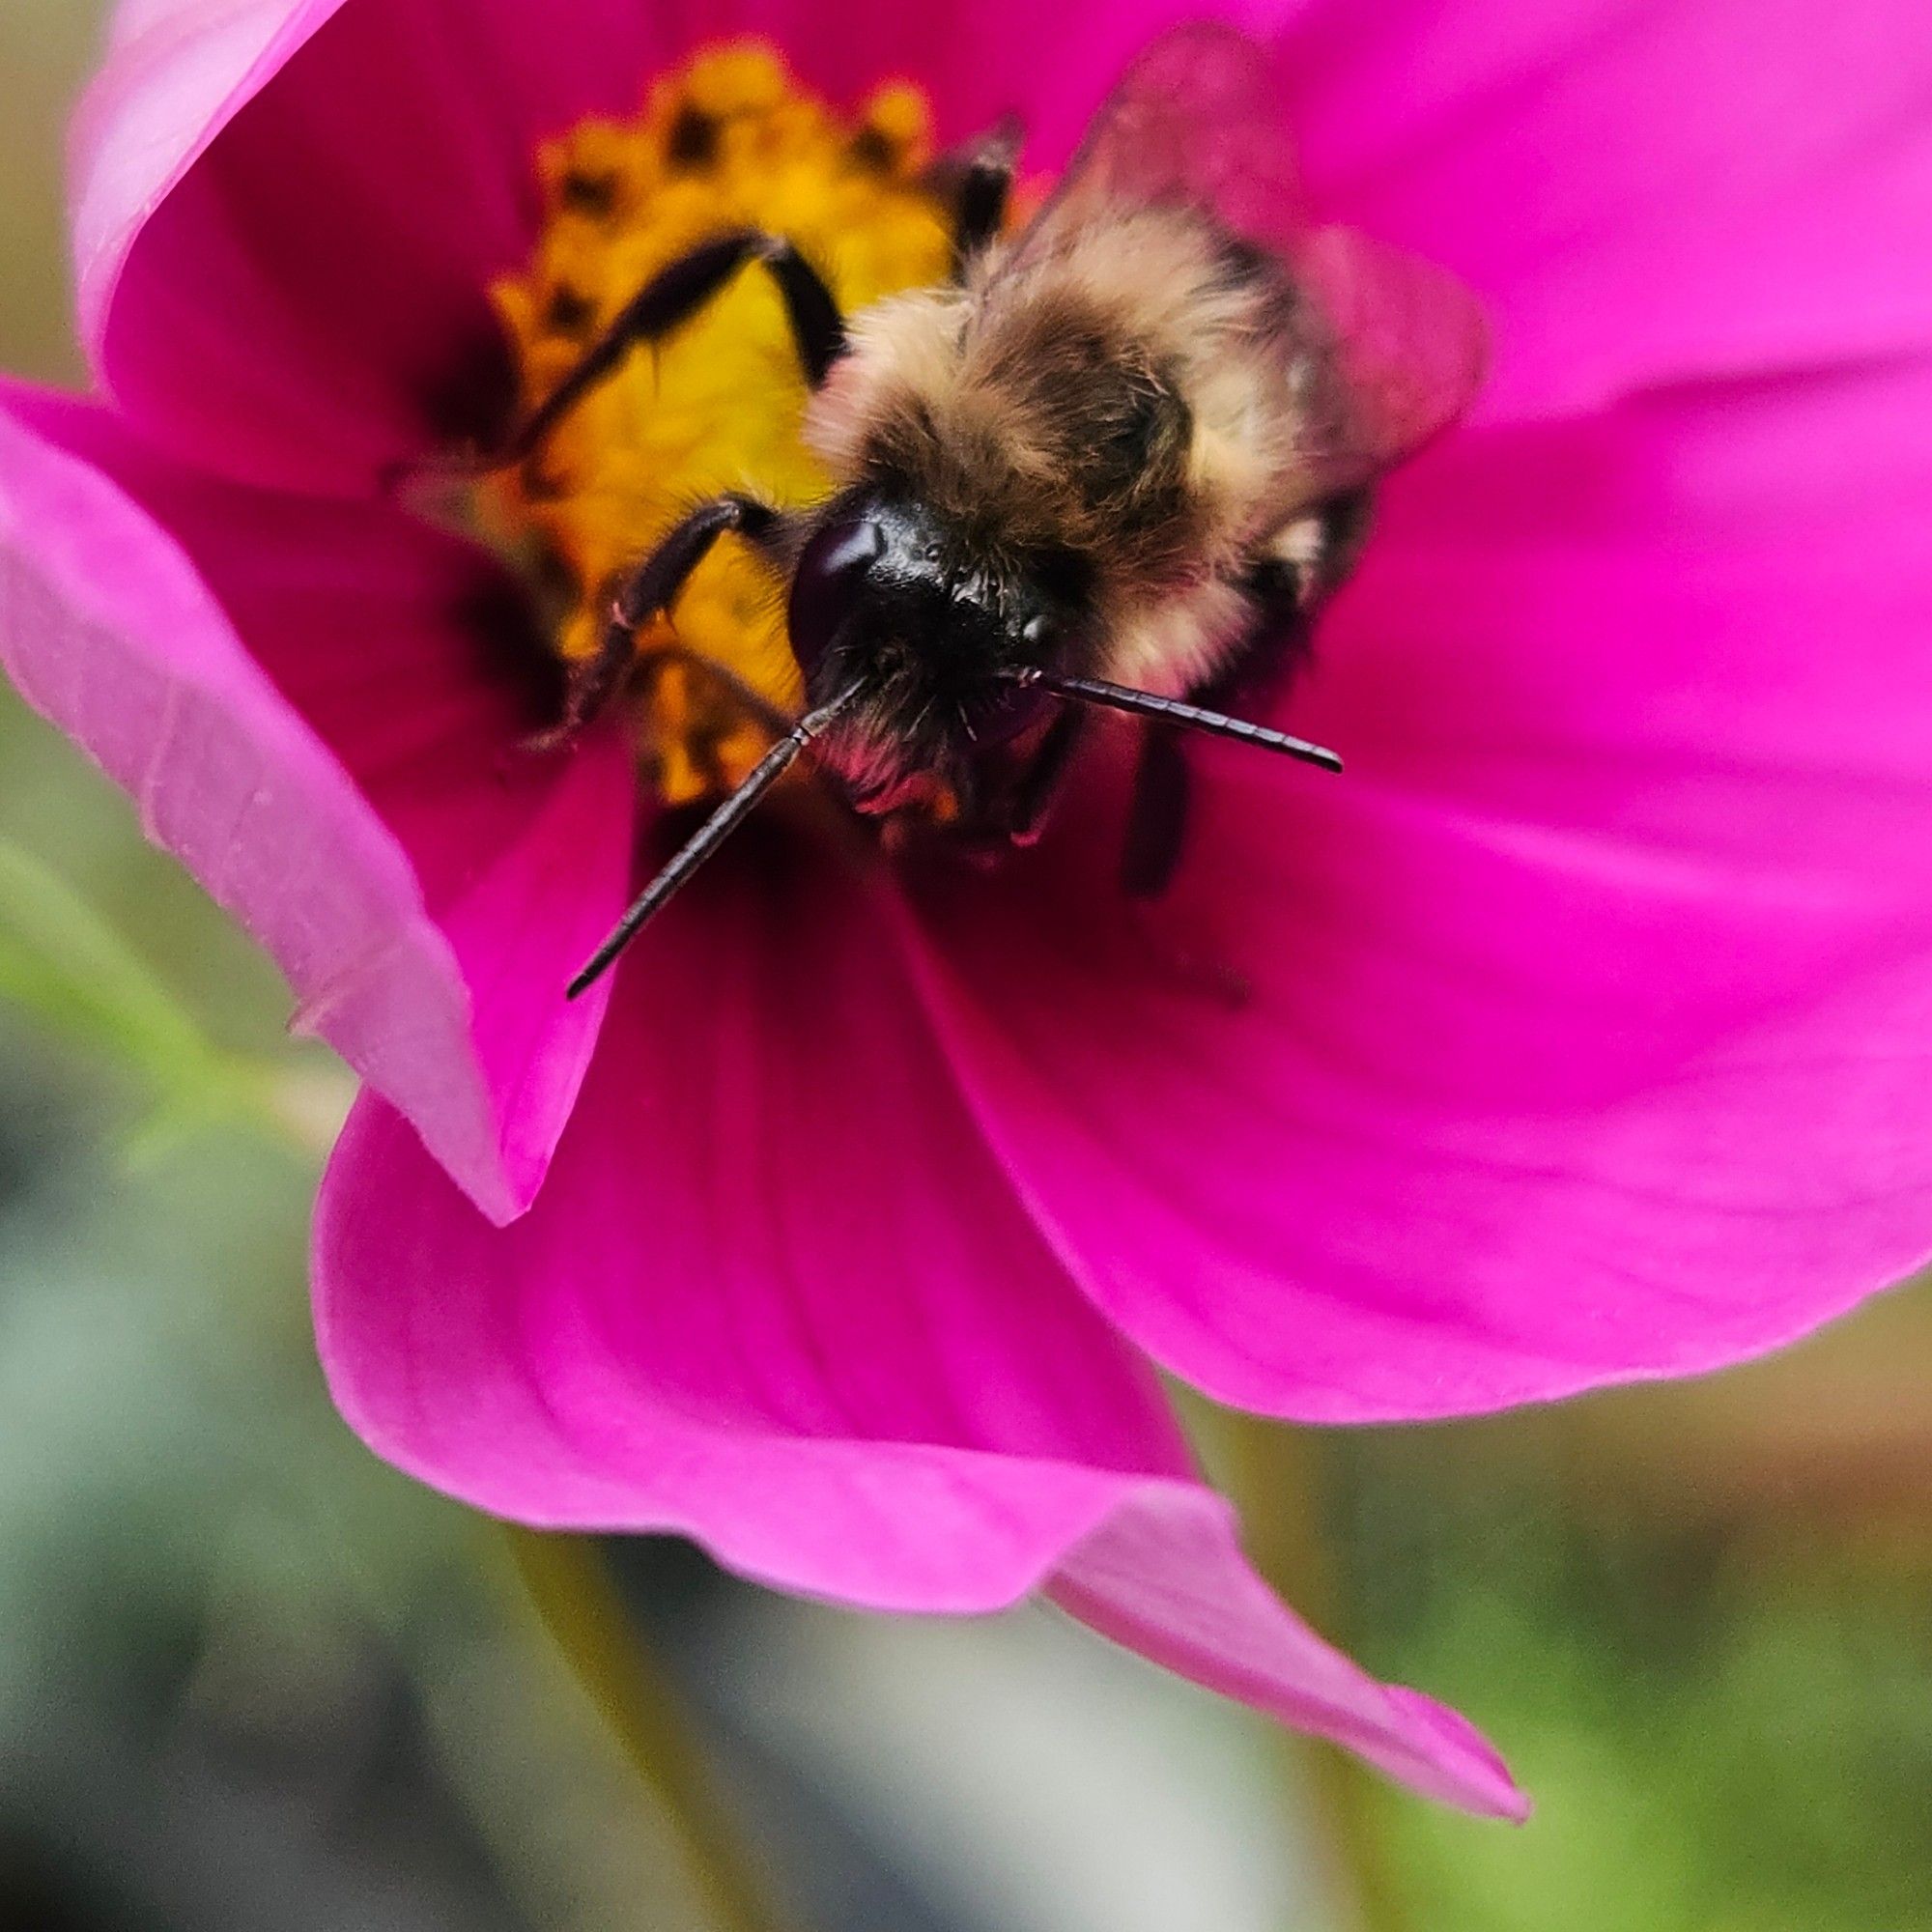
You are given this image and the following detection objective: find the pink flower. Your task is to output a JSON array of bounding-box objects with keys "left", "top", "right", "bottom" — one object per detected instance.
[{"left": 4, "top": 0, "right": 1928, "bottom": 1821}]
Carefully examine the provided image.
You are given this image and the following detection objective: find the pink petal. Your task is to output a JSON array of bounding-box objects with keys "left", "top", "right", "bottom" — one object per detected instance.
[
  {"left": 73, "top": 0, "right": 351, "bottom": 338},
  {"left": 1275, "top": 0, "right": 1932, "bottom": 421},
  {"left": 80, "top": 0, "right": 1926, "bottom": 480},
  {"left": 73, "top": 0, "right": 597, "bottom": 490},
  {"left": 315, "top": 820, "right": 1520, "bottom": 1815},
  {"left": 897, "top": 360, "right": 1932, "bottom": 1421},
  {"left": 75, "top": 0, "right": 1301, "bottom": 492},
  {"left": 1053, "top": 1495, "right": 1523, "bottom": 1817},
  {"left": 309, "top": 728, "right": 637, "bottom": 1217},
  {"left": 0, "top": 384, "right": 633, "bottom": 1218},
  {"left": 666, "top": 0, "right": 1282, "bottom": 156}
]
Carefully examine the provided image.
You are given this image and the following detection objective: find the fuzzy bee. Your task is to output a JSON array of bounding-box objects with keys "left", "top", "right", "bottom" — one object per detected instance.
[{"left": 498, "top": 23, "right": 1487, "bottom": 994}]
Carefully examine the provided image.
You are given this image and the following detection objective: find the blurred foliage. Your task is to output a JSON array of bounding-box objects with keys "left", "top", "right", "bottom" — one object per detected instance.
[
  {"left": 1378, "top": 1569, "right": 1932, "bottom": 1932},
  {"left": 0, "top": 1, "right": 95, "bottom": 385},
  {"left": 1327, "top": 1353, "right": 1932, "bottom": 1932},
  {"left": 0, "top": 834, "right": 326, "bottom": 1156},
  {"left": 0, "top": 682, "right": 716, "bottom": 1927}
]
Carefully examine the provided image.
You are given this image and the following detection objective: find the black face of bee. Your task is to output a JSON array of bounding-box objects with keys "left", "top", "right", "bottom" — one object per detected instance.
[{"left": 787, "top": 490, "right": 1088, "bottom": 808}]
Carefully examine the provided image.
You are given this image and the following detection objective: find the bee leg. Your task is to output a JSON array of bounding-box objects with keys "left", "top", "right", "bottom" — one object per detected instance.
[
  {"left": 1118, "top": 649, "right": 1292, "bottom": 896},
  {"left": 528, "top": 494, "right": 787, "bottom": 752},
  {"left": 1118, "top": 518, "right": 1360, "bottom": 893},
  {"left": 1005, "top": 703, "right": 1087, "bottom": 845},
  {"left": 495, "top": 231, "right": 845, "bottom": 467},
  {"left": 1120, "top": 722, "right": 1192, "bottom": 898},
  {"left": 932, "top": 117, "right": 1023, "bottom": 278}
]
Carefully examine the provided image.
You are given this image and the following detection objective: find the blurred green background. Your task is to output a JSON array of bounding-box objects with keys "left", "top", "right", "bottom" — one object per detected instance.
[{"left": 4, "top": 8, "right": 1931, "bottom": 1930}]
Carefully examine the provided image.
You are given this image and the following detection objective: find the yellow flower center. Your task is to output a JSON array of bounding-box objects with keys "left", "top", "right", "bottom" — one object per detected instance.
[{"left": 484, "top": 42, "right": 954, "bottom": 806}]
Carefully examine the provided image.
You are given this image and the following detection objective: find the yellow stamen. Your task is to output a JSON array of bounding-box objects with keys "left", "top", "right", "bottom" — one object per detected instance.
[{"left": 485, "top": 42, "right": 954, "bottom": 805}]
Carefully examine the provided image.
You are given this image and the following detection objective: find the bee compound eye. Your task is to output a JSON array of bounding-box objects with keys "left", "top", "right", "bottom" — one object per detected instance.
[{"left": 788, "top": 517, "right": 885, "bottom": 676}]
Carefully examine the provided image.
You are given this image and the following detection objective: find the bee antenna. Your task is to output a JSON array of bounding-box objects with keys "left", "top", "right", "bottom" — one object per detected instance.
[
  {"left": 567, "top": 682, "right": 866, "bottom": 999},
  {"left": 1000, "top": 669, "right": 1342, "bottom": 773}
]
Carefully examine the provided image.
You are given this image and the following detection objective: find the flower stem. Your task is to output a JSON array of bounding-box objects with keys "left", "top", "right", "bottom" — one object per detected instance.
[
  {"left": 1219, "top": 1413, "right": 1413, "bottom": 1932},
  {"left": 506, "top": 1526, "right": 791, "bottom": 1932}
]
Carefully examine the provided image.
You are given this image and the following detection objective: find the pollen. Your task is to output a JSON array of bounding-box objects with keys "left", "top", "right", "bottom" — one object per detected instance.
[{"left": 484, "top": 43, "right": 954, "bottom": 805}]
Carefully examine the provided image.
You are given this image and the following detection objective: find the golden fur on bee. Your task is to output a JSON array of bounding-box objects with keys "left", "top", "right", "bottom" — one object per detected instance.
[{"left": 805, "top": 201, "right": 1359, "bottom": 697}]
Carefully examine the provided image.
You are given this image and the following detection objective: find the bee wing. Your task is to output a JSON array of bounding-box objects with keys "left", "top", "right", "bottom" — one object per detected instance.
[
  {"left": 1287, "top": 224, "right": 1491, "bottom": 492},
  {"left": 1016, "top": 21, "right": 1489, "bottom": 488},
  {"left": 1019, "top": 20, "right": 1312, "bottom": 253}
]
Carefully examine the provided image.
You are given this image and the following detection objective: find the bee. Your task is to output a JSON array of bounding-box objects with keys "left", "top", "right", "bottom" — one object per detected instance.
[{"left": 499, "top": 24, "right": 1486, "bottom": 995}]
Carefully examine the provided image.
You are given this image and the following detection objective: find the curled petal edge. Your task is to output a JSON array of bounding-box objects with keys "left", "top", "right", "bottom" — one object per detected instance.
[{"left": 0, "top": 385, "right": 531, "bottom": 1220}]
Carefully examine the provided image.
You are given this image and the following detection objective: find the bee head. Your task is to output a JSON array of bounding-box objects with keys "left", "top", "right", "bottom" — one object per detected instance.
[{"left": 787, "top": 491, "right": 1088, "bottom": 808}]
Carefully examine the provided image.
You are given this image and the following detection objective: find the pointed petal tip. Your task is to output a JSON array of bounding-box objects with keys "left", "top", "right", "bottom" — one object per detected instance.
[{"left": 1381, "top": 1684, "right": 1533, "bottom": 1822}]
